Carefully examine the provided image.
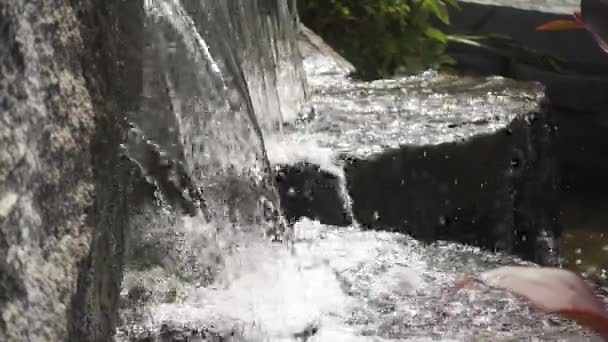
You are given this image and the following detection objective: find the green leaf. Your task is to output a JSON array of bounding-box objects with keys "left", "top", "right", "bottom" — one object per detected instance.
[
  {"left": 447, "top": 35, "right": 483, "bottom": 47},
  {"left": 424, "top": 26, "right": 447, "bottom": 43},
  {"left": 297, "top": 0, "right": 456, "bottom": 79},
  {"left": 423, "top": 0, "right": 450, "bottom": 24}
]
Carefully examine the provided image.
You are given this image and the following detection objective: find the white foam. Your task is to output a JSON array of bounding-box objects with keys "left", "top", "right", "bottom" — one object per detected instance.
[
  {"left": 265, "top": 135, "right": 343, "bottom": 177},
  {"left": 136, "top": 218, "right": 432, "bottom": 340}
]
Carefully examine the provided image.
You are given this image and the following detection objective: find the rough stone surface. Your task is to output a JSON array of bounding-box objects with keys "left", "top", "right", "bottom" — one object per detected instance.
[
  {"left": 2, "top": 0, "right": 307, "bottom": 340},
  {"left": 0, "top": 1, "right": 142, "bottom": 341},
  {"left": 68, "top": 2, "right": 144, "bottom": 342},
  {"left": 0, "top": 1, "right": 96, "bottom": 341},
  {"left": 277, "top": 27, "right": 560, "bottom": 265}
]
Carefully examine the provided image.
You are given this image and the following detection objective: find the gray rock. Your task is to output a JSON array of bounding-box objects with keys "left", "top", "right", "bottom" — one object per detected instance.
[
  {"left": 0, "top": 1, "right": 126, "bottom": 341},
  {"left": 2, "top": 0, "right": 307, "bottom": 339}
]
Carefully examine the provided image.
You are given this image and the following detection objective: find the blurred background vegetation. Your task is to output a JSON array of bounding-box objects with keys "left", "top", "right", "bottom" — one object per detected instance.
[
  {"left": 297, "top": 0, "right": 567, "bottom": 80},
  {"left": 297, "top": 0, "right": 459, "bottom": 80}
]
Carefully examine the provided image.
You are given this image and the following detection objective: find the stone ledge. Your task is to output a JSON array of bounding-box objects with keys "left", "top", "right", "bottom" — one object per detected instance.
[
  {"left": 274, "top": 27, "right": 561, "bottom": 265},
  {"left": 437, "top": 1, "right": 608, "bottom": 196},
  {"left": 447, "top": 43, "right": 608, "bottom": 113}
]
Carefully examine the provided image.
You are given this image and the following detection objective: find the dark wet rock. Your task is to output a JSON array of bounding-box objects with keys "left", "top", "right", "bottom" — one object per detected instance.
[
  {"left": 67, "top": 2, "right": 145, "bottom": 341},
  {"left": 553, "top": 107, "right": 608, "bottom": 194},
  {"left": 281, "top": 27, "right": 560, "bottom": 265},
  {"left": 438, "top": 0, "right": 608, "bottom": 199},
  {"left": 344, "top": 108, "right": 560, "bottom": 266},
  {"left": 446, "top": 38, "right": 608, "bottom": 115},
  {"left": 441, "top": 0, "right": 608, "bottom": 73},
  {"left": 439, "top": 0, "right": 608, "bottom": 114},
  {"left": 275, "top": 162, "right": 352, "bottom": 226}
]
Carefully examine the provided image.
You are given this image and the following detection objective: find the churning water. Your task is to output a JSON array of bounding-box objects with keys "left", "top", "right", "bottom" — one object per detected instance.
[{"left": 117, "top": 1, "right": 596, "bottom": 341}]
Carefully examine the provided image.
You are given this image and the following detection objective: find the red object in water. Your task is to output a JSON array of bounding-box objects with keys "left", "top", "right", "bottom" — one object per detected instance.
[
  {"left": 456, "top": 266, "right": 608, "bottom": 340},
  {"left": 536, "top": 0, "right": 608, "bottom": 54}
]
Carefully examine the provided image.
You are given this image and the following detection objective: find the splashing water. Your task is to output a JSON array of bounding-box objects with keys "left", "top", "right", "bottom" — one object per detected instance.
[
  {"left": 121, "top": 0, "right": 297, "bottom": 320},
  {"left": 266, "top": 136, "right": 359, "bottom": 227},
  {"left": 117, "top": 1, "right": 596, "bottom": 341}
]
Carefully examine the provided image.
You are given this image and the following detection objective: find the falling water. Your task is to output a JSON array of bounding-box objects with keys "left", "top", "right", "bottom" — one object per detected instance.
[
  {"left": 116, "top": 1, "right": 598, "bottom": 341},
  {"left": 118, "top": 0, "right": 307, "bottom": 337}
]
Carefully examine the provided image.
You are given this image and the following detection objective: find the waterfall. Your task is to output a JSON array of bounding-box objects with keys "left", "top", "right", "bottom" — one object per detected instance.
[{"left": 118, "top": 0, "right": 309, "bottom": 337}]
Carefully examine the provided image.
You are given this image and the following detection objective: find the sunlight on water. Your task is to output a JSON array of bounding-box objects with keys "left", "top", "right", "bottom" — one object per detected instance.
[
  {"left": 117, "top": 1, "right": 597, "bottom": 341},
  {"left": 119, "top": 217, "right": 591, "bottom": 341},
  {"left": 266, "top": 136, "right": 342, "bottom": 176},
  {"left": 120, "top": 219, "right": 422, "bottom": 340}
]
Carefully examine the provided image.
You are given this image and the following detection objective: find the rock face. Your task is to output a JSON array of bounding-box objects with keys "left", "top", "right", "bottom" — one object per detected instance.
[
  {"left": 0, "top": 1, "right": 145, "bottom": 341},
  {"left": 68, "top": 2, "right": 144, "bottom": 342},
  {"left": 2, "top": 0, "right": 308, "bottom": 341},
  {"left": 2, "top": 1, "right": 96, "bottom": 341},
  {"left": 275, "top": 27, "right": 560, "bottom": 266}
]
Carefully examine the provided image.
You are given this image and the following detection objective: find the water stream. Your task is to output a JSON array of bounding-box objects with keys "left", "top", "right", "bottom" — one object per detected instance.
[{"left": 116, "top": 1, "right": 598, "bottom": 341}]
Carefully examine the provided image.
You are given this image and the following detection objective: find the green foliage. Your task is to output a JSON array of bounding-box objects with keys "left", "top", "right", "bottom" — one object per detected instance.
[{"left": 298, "top": 0, "right": 458, "bottom": 80}]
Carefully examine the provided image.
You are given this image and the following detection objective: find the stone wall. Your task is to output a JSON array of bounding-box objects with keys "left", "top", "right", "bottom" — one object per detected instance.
[
  {"left": 0, "top": 1, "right": 142, "bottom": 341},
  {"left": 1, "top": 1, "right": 96, "bottom": 341}
]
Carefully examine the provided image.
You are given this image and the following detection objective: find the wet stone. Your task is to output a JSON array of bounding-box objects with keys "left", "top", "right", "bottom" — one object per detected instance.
[
  {"left": 277, "top": 28, "right": 560, "bottom": 266},
  {"left": 439, "top": 0, "right": 608, "bottom": 118},
  {"left": 275, "top": 162, "right": 352, "bottom": 227}
]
